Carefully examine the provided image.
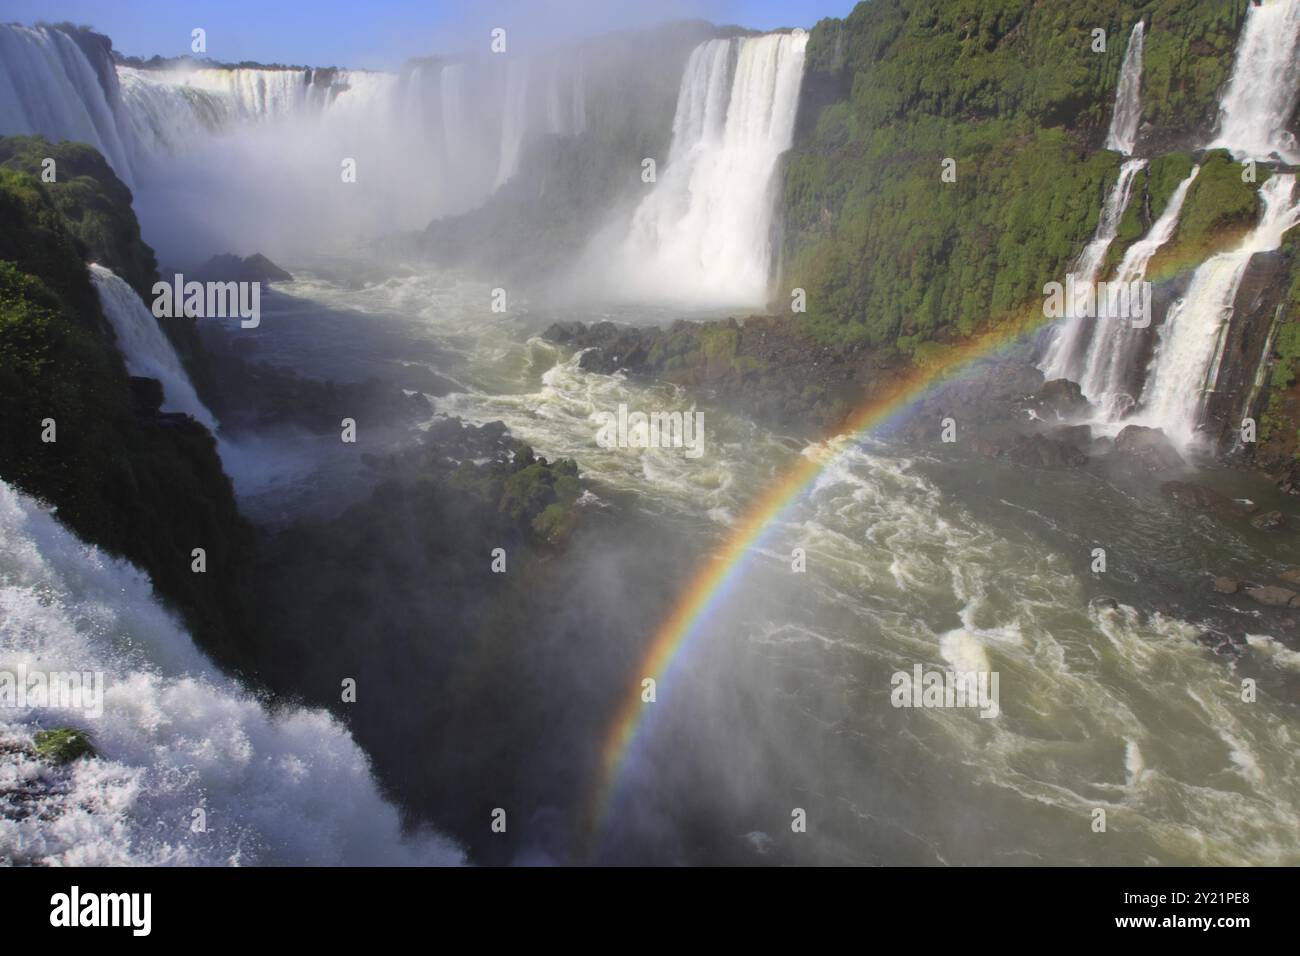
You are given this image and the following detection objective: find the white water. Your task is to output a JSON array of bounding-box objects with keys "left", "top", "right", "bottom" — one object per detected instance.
[
  {"left": 584, "top": 32, "right": 808, "bottom": 307},
  {"left": 1137, "top": 174, "right": 1300, "bottom": 445},
  {"left": 1209, "top": 0, "right": 1300, "bottom": 162},
  {"left": 1078, "top": 166, "right": 1201, "bottom": 417},
  {"left": 0, "top": 25, "right": 134, "bottom": 182},
  {"left": 0, "top": 478, "right": 463, "bottom": 865},
  {"left": 1105, "top": 21, "right": 1145, "bottom": 155},
  {"left": 1039, "top": 159, "right": 1145, "bottom": 380},
  {"left": 199, "top": 261, "right": 1300, "bottom": 864},
  {"left": 89, "top": 263, "right": 218, "bottom": 431}
]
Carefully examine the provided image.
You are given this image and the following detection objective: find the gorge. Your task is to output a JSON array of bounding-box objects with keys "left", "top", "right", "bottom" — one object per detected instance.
[{"left": 1, "top": 0, "right": 1299, "bottom": 869}]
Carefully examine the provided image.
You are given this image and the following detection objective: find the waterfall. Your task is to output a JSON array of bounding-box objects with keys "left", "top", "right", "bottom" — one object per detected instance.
[
  {"left": 0, "top": 478, "right": 463, "bottom": 866},
  {"left": 596, "top": 31, "right": 808, "bottom": 307},
  {"left": 1208, "top": 0, "right": 1300, "bottom": 162},
  {"left": 0, "top": 22, "right": 601, "bottom": 255},
  {"left": 494, "top": 60, "right": 530, "bottom": 189},
  {"left": 1105, "top": 21, "right": 1145, "bottom": 155},
  {"left": 1038, "top": 159, "right": 1146, "bottom": 381},
  {"left": 89, "top": 263, "right": 218, "bottom": 431},
  {"left": 1077, "top": 166, "right": 1201, "bottom": 417},
  {"left": 1136, "top": 174, "right": 1300, "bottom": 446},
  {"left": 0, "top": 24, "right": 134, "bottom": 182},
  {"left": 544, "top": 60, "right": 586, "bottom": 137}
]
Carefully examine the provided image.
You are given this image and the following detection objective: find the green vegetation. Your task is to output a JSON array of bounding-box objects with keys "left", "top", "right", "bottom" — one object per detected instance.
[
  {"left": 781, "top": 0, "right": 1250, "bottom": 353},
  {"left": 1103, "top": 151, "right": 1195, "bottom": 274},
  {"left": 1155, "top": 149, "right": 1260, "bottom": 269},
  {"left": 1259, "top": 229, "right": 1300, "bottom": 454},
  {"left": 33, "top": 728, "right": 96, "bottom": 764},
  {"left": 0, "top": 135, "right": 259, "bottom": 671},
  {"left": 0, "top": 137, "right": 157, "bottom": 297}
]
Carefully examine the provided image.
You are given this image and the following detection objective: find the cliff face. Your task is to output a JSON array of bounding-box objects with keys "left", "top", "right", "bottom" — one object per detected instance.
[
  {"left": 778, "top": 0, "right": 1300, "bottom": 481},
  {"left": 1249, "top": 229, "right": 1300, "bottom": 489},
  {"left": 781, "top": 0, "right": 1251, "bottom": 355},
  {"left": 0, "top": 136, "right": 259, "bottom": 669}
]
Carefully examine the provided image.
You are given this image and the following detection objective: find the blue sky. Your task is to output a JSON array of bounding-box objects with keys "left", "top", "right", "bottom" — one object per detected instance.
[{"left": 6, "top": 0, "right": 858, "bottom": 69}]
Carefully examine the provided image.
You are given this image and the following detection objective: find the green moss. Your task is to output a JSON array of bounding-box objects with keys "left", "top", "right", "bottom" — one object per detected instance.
[
  {"left": 33, "top": 728, "right": 96, "bottom": 763},
  {"left": 1156, "top": 149, "right": 1260, "bottom": 272},
  {"left": 1104, "top": 152, "right": 1197, "bottom": 274}
]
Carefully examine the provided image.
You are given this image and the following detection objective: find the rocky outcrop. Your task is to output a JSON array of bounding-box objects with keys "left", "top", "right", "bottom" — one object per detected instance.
[
  {"left": 190, "top": 252, "right": 294, "bottom": 284},
  {"left": 0, "top": 135, "right": 260, "bottom": 672},
  {"left": 545, "top": 316, "right": 873, "bottom": 436},
  {"left": 1111, "top": 425, "right": 1185, "bottom": 472}
]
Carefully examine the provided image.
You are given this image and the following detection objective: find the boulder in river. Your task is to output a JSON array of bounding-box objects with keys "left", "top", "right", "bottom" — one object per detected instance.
[
  {"left": 1027, "top": 378, "right": 1090, "bottom": 420},
  {"left": 1245, "top": 585, "right": 1297, "bottom": 608},
  {"left": 1161, "top": 481, "right": 1255, "bottom": 519},
  {"left": 1249, "top": 510, "right": 1287, "bottom": 531},
  {"left": 1111, "top": 425, "right": 1184, "bottom": 472}
]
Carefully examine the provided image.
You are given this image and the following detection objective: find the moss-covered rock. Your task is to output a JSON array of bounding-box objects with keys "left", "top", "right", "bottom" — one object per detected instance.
[
  {"left": 1150, "top": 149, "right": 1260, "bottom": 277},
  {"left": 33, "top": 728, "right": 96, "bottom": 764}
]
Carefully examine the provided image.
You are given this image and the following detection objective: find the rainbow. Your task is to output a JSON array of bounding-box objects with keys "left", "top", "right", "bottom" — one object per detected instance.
[{"left": 581, "top": 306, "right": 1056, "bottom": 855}]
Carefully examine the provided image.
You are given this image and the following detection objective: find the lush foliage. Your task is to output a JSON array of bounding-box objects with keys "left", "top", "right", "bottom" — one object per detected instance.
[{"left": 781, "top": 0, "right": 1251, "bottom": 354}]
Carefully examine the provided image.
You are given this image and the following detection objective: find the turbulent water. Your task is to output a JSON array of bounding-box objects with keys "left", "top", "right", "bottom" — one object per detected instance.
[
  {"left": 0, "top": 478, "right": 463, "bottom": 866},
  {"left": 4, "top": 14, "right": 1300, "bottom": 867},
  {"left": 1209, "top": 0, "right": 1300, "bottom": 162},
  {"left": 1137, "top": 174, "right": 1300, "bottom": 446},
  {"left": 223, "top": 259, "right": 1300, "bottom": 865},
  {"left": 1105, "top": 21, "right": 1145, "bottom": 156},
  {"left": 1038, "top": 159, "right": 1145, "bottom": 381},
  {"left": 585, "top": 32, "right": 809, "bottom": 307}
]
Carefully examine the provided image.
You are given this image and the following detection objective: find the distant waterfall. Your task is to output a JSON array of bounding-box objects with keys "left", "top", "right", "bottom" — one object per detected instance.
[
  {"left": 0, "top": 22, "right": 594, "bottom": 254},
  {"left": 1136, "top": 174, "right": 1300, "bottom": 445},
  {"left": 1078, "top": 166, "right": 1200, "bottom": 417},
  {"left": 598, "top": 31, "right": 808, "bottom": 307},
  {"left": 1039, "top": 159, "right": 1145, "bottom": 381},
  {"left": 494, "top": 60, "right": 530, "bottom": 189},
  {"left": 0, "top": 478, "right": 464, "bottom": 866},
  {"left": 89, "top": 263, "right": 217, "bottom": 431},
  {"left": 1208, "top": 0, "right": 1300, "bottom": 162},
  {"left": 1105, "top": 22, "right": 1145, "bottom": 155}
]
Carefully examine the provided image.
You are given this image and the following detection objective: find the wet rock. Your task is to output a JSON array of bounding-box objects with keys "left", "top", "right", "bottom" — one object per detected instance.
[
  {"left": 1279, "top": 567, "right": 1300, "bottom": 586},
  {"left": 192, "top": 252, "right": 293, "bottom": 284},
  {"left": 1111, "top": 425, "right": 1184, "bottom": 471},
  {"left": 1049, "top": 424, "right": 1092, "bottom": 450},
  {"left": 1161, "top": 481, "right": 1255, "bottom": 518},
  {"left": 1027, "top": 378, "right": 1090, "bottom": 420},
  {"left": 969, "top": 429, "right": 1086, "bottom": 468},
  {"left": 1245, "top": 585, "right": 1297, "bottom": 607},
  {"left": 1213, "top": 576, "right": 1240, "bottom": 594},
  {"left": 1249, "top": 510, "right": 1287, "bottom": 531}
]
